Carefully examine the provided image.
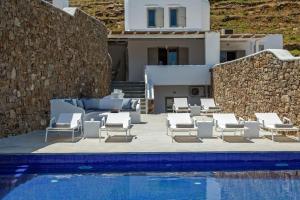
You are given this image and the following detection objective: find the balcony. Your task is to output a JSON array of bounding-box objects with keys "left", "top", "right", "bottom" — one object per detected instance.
[{"left": 145, "top": 65, "right": 211, "bottom": 99}]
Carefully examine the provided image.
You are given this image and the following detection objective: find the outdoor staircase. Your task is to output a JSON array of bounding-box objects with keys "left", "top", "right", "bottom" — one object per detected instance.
[{"left": 111, "top": 81, "right": 147, "bottom": 113}]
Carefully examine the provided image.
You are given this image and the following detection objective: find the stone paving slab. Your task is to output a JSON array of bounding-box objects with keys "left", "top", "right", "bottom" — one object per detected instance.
[{"left": 0, "top": 114, "right": 299, "bottom": 154}]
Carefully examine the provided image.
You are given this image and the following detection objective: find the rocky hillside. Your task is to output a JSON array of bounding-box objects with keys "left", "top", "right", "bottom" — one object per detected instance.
[{"left": 69, "top": 0, "right": 300, "bottom": 56}]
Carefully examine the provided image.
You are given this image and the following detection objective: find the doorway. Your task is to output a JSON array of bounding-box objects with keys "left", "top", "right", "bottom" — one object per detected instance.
[{"left": 158, "top": 48, "right": 178, "bottom": 65}]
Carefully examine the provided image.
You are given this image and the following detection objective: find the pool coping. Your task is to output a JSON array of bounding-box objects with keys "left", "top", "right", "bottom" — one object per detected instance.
[{"left": 1, "top": 152, "right": 300, "bottom": 164}]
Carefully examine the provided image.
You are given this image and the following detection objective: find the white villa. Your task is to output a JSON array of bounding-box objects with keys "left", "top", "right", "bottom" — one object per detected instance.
[
  {"left": 48, "top": 0, "right": 283, "bottom": 113},
  {"left": 108, "top": 0, "right": 283, "bottom": 113}
]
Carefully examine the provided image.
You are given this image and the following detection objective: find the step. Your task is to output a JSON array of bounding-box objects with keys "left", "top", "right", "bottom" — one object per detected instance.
[
  {"left": 112, "top": 81, "right": 145, "bottom": 84},
  {"left": 112, "top": 82, "right": 145, "bottom": 86},
  {"left": 124, "top": 94, "right": 145, "bottom": 98},
  {"left": 112, "top": 85, "right": 145, "bottom": 88},
  {"left": 122, "top": 91, "right": 145, "bottom": 94},
  {"left": 111, "top": 81, "right": 146, "bottom": 99}
]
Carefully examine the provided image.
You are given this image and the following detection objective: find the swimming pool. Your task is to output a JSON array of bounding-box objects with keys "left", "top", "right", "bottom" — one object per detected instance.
[{"left": 1, "top": 153, "right": 300, "bottom": 200}]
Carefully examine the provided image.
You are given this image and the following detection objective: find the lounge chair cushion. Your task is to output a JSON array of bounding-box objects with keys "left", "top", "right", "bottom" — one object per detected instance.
[
  {"left": 83, "top": 99, "right": 101, "bottom": 110},
  {"left": 274, "top": 124, "right": 293, "bottom": 128},
  {"left": 176, "top": 124, "right": 194, "bottom": 128},
  {"left": 225, "top": 123, "right": 245, "bottom": 128},
  {"left": 54, "top": 123, "right": 70, "bottom": 128},
  {"left": 106, "top": 123, "right": 124, "bottom": 128},
  {"left": 178, "top": 107, "right": 189, "bottom": 110},
  {"left": 208, "top": 106, "right": 220, "bottom": 110},
  {"left": 122, "top": 99, "right": 132, "bottom": 110}
]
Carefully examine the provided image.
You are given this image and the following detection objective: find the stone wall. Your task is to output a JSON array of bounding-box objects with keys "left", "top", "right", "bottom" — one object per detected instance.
[
  {"left": 0, "top": 0, "right": 111, "bottom": 136},
  {"left": 213, "top": 50, "right": 300, "bottom": 125}
]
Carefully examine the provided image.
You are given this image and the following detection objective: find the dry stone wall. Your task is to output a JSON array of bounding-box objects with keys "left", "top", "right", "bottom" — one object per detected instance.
[
  {"left": 0, "top": 0, "right": 111, "bottom": 136},
  {"left": 213, "top": 50, "right": 300, "bottom": 125}
]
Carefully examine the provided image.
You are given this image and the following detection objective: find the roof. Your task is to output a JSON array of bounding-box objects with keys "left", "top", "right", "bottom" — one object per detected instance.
[
  {"left": 108, "top": 31, "right": 268, "bottom": 40},
  {"left": 108, "top": 30, "right": 206, "bottom": 39},
  {"left": 221, "top": 34, "right": 267, "bottom": 39}
]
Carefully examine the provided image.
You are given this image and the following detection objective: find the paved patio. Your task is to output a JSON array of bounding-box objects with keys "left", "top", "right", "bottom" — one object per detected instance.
[{"left": 0, "top": 114, "right": 299, "bottom": 154}]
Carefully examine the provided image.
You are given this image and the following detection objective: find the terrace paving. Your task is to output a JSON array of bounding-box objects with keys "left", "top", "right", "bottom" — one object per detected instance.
[{"left": 0, "top": 114, "right": 299, "bottom": 154}]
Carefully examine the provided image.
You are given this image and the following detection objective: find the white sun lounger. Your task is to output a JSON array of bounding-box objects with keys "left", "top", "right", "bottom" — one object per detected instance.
[
  {"left": 213, "top": 113, "right": 246, "bottom": 141},
  {"left": 167, "top": 113, "right": 197, "bottom": 142},
  {"left": 255, "top": 113, "right": 299, "bottom": 141},
  {"left": 45, "top": 113, "right": 83, "bottom": 142},
  {"left": 101, "top": 112, "right": 131, "bottom": 140},
  {"left": 200, "top": 98, "right": 221, "bottom": 114},
  {"left": 173, "top": 98, "right": 190, "bottom": 113}
]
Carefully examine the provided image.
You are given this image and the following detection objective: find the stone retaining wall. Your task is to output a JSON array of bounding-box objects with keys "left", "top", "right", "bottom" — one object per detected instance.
[
  {"left": 213, "top": 50, "right": 300, "bottom": 125},
  {"left": 0, "top": 0, "right": 111, "bottom": 136}
]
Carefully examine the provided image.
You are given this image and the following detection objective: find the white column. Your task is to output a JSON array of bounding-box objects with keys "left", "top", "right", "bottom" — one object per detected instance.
[{"left": 205, "top": 32, "right": 220, "bottom": 65}]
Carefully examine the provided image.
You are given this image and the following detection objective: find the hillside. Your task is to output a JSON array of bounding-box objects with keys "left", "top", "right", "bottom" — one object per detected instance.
[{"left": 69, "top": 0, "right": 300, "bottom": 56}]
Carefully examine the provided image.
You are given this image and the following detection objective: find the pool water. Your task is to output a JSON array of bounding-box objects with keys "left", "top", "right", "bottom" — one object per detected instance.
[{"left": 1, "top": 171, "right": 300, "bottom": 200}]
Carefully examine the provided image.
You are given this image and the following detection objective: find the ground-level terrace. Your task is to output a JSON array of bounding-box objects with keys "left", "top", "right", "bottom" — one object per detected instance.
[{"left": 0, "top": 114, "right": 299, "bottom": 154}]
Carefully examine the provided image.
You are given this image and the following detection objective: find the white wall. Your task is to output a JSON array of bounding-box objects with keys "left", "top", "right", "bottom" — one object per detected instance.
[
  {"left": 258, "top": 34, "right": 283, "bottom": 51},
  {"left": 53, "top": 0, "right": 69, "bottom": 9},
  {"left": 125, "top": 0, "right": 210, "bottom": 31},
  {"left": 128, "top": 39, "right": 205, "bottom": 81},
  {"left": 145, "top": 65, "right": 211, "bottom": 86},
  {"left": 205, "top": 32, "right": 220, "bottom": 65},
  {"left": 220, "top": 34, "right": 284, "bottom": 56}
]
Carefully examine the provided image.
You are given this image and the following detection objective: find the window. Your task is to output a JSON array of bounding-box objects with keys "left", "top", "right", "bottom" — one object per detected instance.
[
  {"left": 259, "top": 45, "right": 265, "bottom": 51},
  {"left": 169, "top": 7, "right": 186, "bottom": 27},
  {"left": 220, "top": 51, "right": 246, "bottom": 63},
  {"left": 148, "top": 9, "right": 156, "bottom": 27},
  {"left": 220, "top": 51, "right": 236, "bottom": 63},
  {"left": 147, "top": 8, "right": 164, "bottom": 28},
  {"left": 170, "top": 9, "right": 178, "bottom": 27},
  {"left": 168, "top": 49, "right": 178, "bottom": 65},
  {"left": 165, "top": 97, "right": 174, "bottom": 113}
]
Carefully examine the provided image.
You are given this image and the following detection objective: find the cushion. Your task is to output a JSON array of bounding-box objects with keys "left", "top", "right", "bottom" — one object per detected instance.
[
  {"left": 64, "top": 99, "right": 75, "bottom": 106},
  {"left": 54, "top": 123, "right": 70, "bottom": 128},
  {"left": 274, "top": 124, "right": 293, "bottom": 128},
  {"left": 83, "top": 99, "right": 101, "bottom": 110},
  {"left": 178, "top": 106, "right": 189, "bottom": 109},
  {"left": 100, "top": 98, "right": 123, "bottom": 110},
  {"left": 77, "top": 99, "right": 84, "bottom": 109},
  {"left": 176, "top": 124, "right": 194, "bottom": 128},
  {"left": 225, "top": 124, "right": 245, "bottom": 128},
  {"left": 208, "top": 106, "right": 220, "bottom": 110},
  {"left": 106, "top": 123, "right": 123, "bottom": 128},
  {"left": 122, "top": 99, "right": 132, "bottom": 110},
  {"left": 131, "top": 99, "right": 138, "bottom": 110}
]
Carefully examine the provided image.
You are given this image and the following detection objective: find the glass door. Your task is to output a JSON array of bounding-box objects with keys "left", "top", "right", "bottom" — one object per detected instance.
[
  {"left": 168, "top": 48, "right": 178, "bottom": 65},
  {"left": 165, "top": 97, "right": 174, "bottom": 113}
]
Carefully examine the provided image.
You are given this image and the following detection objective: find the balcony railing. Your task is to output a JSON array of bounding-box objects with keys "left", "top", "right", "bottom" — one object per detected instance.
[{"left": 145, "top": 65, "right": 212, "bottom": 100}]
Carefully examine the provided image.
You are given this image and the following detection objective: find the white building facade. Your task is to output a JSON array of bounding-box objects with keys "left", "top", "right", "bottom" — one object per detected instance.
[{"left": 109, "top": 0, "right": 283, "bottom": 113}]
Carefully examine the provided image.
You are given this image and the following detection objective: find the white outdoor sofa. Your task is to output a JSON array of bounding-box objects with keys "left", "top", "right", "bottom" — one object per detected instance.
[
  {"left": 101, "top": 112, "right": 131, "bottom": 141},
  {"left": 45, "top": 113, "right": 83, "bottom": 142},
  {"left": 213, "top": 113, "right": 247, "bottom": 141},
  {"left": 167, "top": 113, "right": 197, "bottom": 142},
  {"left": 200, "top": 98, "right": 221, "bottom": 114},
  {"left": 172, "top": 98, "right": 190, "bottom": 113},
  {"left": 50, "top": 95, "right": 141, "bottom": 125},
  {"left": 255, "top": 113, "right": 299, "bottom": 141}
]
